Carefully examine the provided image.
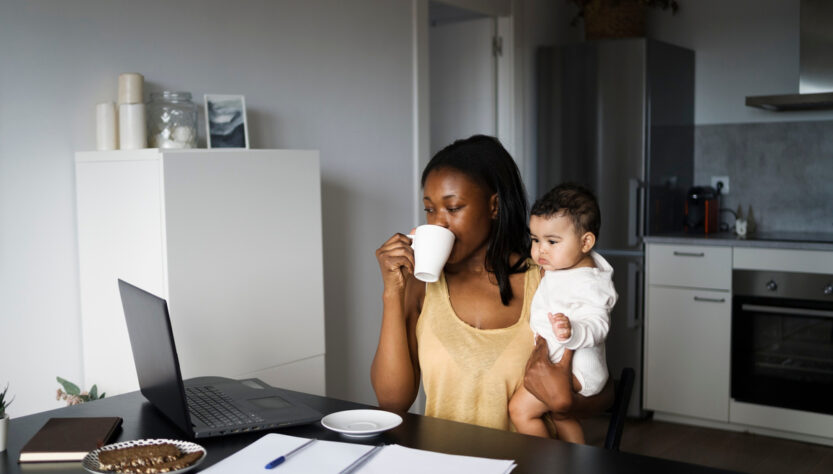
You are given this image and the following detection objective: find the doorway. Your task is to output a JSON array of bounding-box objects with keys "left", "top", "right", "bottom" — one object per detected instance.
[{"left": 429, "top": 2, "right": 497, "bottom": 155}]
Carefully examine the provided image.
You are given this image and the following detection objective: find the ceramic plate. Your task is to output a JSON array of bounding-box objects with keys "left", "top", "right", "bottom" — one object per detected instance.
[
  {"left": 321, "top": 409, "right": 402, "bottom": 438},
  {"left": 81, "top": 438, "right": 206, "bottom": 474}
]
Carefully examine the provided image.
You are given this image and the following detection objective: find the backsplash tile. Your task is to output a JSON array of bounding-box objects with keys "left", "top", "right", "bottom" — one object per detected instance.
[{"left": 695, "top": 121, "right": 833, "bottom": 233}]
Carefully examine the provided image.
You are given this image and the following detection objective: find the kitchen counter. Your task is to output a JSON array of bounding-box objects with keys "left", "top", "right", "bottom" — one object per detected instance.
[{"left": 644, "top": 231, "right": 833, "bottom": 251}]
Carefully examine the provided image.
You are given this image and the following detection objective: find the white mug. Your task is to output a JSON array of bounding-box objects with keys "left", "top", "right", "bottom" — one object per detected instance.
[{"left": 409, "top": 225, "right": 455, "bottom": 283}]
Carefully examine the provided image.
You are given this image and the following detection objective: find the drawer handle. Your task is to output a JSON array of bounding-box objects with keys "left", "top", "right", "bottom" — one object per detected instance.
[
  {"left": 673, "top": 251, "right": 705, "bottom": 257},
  {"left": 694, "top": 296, "right": 725, "bottom": 303}
]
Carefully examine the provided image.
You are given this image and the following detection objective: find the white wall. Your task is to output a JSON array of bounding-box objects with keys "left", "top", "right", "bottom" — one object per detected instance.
[
  {"left": 0, "top": 0, "right": 415, "bottom": 416},
  {"left": 646, "top": 0, "right": 833, "bottom": 124}
]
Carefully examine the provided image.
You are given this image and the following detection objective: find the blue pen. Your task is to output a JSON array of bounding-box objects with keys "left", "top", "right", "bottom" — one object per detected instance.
[{"left": 265, "top": 438, "right": 317, "bottom": 469}]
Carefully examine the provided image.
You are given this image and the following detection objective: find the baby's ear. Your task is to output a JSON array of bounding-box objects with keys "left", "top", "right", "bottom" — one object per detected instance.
[{"left": 581, "top": 232, "right": 596, "bottom": 253}]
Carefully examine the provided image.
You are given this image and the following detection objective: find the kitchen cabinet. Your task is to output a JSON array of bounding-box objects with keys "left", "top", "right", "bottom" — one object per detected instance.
[
  {"left": 644, "top": 243, "right": 732, "bottom": 422},
  {"left": 75, "top": 149, "right": 325, "bottom": 397},
  {"left": 643, "top": 236, "right": 833, "bottom": 445}
]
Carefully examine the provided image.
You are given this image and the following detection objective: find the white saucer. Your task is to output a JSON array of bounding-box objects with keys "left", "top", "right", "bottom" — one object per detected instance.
[{"left": 321, "top": 409, "right": 402, "bottom": 438}]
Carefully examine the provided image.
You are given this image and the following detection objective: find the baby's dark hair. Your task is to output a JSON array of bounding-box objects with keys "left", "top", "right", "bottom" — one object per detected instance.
[{"left": 531, "top": 183, "right": 601, "bottom": 238}]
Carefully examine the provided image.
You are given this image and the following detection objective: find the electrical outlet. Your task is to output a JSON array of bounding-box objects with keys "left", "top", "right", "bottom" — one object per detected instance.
[{"left": 711, "top": 176, "right": 730, "bottom": 195}]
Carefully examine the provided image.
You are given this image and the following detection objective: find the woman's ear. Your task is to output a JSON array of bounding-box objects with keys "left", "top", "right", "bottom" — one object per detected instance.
[
  {"left": 580, "top": 232, "right": 596, "bottom": 253},
  {"left": 489, "top": 193, "right": 499, "bottom": 219}
]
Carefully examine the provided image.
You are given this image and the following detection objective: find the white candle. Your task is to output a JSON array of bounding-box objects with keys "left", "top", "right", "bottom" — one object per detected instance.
[
  {"left": 119, "top": 103, "right": 146, "bottom": 149},
  {"left": 118, "top": 73, "right": 144, "bottom": 104},
  {"left": 95, "top": 102, "right": 118, "bottom": 150}
]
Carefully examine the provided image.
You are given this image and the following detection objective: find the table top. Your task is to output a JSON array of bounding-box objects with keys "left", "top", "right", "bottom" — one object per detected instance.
[{"left": 0, "top": 386, "right": 733, "bottom": 474}]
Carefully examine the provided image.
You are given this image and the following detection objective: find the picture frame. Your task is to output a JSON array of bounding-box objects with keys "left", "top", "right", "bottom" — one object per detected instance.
[{"left": 204, "top": 94, "right": 249, "bottom": 149}]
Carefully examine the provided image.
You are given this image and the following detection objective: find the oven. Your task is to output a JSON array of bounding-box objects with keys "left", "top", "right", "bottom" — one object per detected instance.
[{"left": 732, "top": 270, "right": 833, "bottom": 416}]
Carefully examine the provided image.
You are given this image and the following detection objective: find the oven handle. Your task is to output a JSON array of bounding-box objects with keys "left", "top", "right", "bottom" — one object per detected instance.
[{"left": 741, "top": 304, "right": 833, "bottom": 319}]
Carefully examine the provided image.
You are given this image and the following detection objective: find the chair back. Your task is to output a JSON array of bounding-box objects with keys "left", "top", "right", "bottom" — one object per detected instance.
[{"left": 604, "top": 367, "right": 635, "bottom": 451}]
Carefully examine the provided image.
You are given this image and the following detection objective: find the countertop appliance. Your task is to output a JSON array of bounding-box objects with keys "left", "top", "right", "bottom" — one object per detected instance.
[
  {"left": 537, "top": 38, "right": 695, "bottom": 416},
  {"left": 684, "top": 186, "right": 719, "bottom": 234}
]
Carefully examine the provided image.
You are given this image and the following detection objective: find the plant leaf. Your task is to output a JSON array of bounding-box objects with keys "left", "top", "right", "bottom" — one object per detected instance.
[
  {"left": 57, "top": 377, "right": 81, "bottom": 396},
  {"left": 90, "top": 385, "right": 98, "bottom": 399}
]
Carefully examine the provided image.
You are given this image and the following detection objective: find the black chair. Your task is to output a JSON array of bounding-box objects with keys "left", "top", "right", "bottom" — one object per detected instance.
[{"left": 604, "top": 367, "right": 635, "bottom": 451}]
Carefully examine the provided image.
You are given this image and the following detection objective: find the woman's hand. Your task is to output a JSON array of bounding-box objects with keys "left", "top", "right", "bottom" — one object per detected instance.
[
  {"left": 523, "top": 337, "right": 574, "bottom": 414},
  {"left": 375, "top": 230, "right": 416, "bottom": 295}
]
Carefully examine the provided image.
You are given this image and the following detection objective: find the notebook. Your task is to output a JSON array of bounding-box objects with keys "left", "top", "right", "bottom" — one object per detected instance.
[
  {"left": 117, "top": 279, "right": 321, "bottom": 439},
  {"left": 18, "top": 417, "right": 122, "bottom": 463},
  {"left": 201, "top": 433, "right": 518, "bottom": 473}
]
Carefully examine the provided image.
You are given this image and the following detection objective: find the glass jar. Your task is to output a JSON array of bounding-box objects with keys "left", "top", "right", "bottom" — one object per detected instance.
[{"left": 147, "top": 91, "right": 198, "bottom": 149}]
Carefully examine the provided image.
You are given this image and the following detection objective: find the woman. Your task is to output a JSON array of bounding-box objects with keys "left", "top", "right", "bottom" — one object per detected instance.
[{"left": 372, "top": 135, "right": 613, "bottom": 436}]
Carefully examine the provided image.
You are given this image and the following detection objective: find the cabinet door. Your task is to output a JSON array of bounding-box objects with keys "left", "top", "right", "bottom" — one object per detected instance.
[{"left": 644, "top": 286, "right": 731, "bottom": 422}]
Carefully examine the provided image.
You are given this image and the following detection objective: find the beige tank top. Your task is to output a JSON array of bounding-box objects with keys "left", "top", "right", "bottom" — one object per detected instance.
[{"left": 416, "top": 261, "right": 541, "bottom": 431}]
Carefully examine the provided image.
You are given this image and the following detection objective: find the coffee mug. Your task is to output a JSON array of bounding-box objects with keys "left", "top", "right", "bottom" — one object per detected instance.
[{"left": 408, "top": 224, "right": 455, "bottom": 283}]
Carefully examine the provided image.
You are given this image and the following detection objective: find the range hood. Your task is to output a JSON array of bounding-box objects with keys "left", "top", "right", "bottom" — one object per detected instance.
[{"left": 746, "top": 0, "right": 833, "bottom": 111}]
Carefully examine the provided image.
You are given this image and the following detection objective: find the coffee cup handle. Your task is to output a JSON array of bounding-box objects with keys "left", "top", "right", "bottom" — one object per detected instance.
[{"left": 406, "top": 234, "right": 415, "bottom": 249}]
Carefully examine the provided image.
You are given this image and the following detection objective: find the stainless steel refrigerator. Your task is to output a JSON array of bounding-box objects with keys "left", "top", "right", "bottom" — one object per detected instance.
[{"left": 536, "top": 39, "right": 694, "bottom": 416}]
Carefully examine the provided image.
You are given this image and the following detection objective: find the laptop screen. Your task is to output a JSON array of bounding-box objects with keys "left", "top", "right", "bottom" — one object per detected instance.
[{"left": 118, "top": 279, "right": 194, "bottom": 436}]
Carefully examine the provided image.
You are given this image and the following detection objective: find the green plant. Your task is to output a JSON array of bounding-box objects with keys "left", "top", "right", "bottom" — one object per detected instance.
[
  {"left": 568, "top": 0, "right": 679, "bottom": 26},
  {"left": 56, "top": 377, "right": 105, "bottom": 406},
  {"left": 0, "top": 383, "right": 13, "bottom": 418}
]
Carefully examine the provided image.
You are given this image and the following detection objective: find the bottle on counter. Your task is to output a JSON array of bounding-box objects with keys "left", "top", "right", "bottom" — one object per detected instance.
[
  {"left": 747, "top": 206, "right": 757, "bottom": 234},
  {"left": 147, "top": 91, "right": 198, "bottom": 149}
]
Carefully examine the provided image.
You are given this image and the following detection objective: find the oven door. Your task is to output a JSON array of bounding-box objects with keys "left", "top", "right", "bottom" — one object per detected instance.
[{"left": 732, "top": 295, "right": 833, "bottom": 415}]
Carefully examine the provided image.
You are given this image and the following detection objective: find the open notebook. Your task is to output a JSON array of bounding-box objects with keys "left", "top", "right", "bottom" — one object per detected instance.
[{"left": 202, "top": 433, "right": 516, "bottom": 474}]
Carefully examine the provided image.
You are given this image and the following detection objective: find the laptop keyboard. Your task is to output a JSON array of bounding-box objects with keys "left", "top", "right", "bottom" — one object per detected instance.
[{"left": 186, "top": 386, "right": 264, "bottom": 428}]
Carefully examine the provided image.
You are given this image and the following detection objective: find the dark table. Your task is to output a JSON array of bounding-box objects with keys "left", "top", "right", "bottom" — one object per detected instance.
[{"left": 1, "top": 387, "right": 732, "bottom": 473}]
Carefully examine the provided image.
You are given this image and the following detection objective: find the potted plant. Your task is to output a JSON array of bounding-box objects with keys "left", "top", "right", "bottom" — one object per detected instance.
[
  {"left": 0, "top": 383, "right": 13, "bottom": 453},
  {"left": 569, "top": 0, "right": 679, "bottom": 40}
]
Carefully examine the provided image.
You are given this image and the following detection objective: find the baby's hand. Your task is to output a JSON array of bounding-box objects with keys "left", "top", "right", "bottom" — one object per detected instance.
[{"left": 549, "top": 312, "right": 571, "bottom": 341}]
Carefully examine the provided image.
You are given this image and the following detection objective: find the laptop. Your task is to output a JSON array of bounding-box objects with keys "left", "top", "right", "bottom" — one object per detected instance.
[{"left": 117, "top": 279, "right": 321, "bottom": 438}]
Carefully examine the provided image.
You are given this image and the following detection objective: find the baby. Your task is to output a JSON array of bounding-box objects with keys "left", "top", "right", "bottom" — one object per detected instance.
[{"left": 509, "top": 183, "right": 618, "bottom": 442}]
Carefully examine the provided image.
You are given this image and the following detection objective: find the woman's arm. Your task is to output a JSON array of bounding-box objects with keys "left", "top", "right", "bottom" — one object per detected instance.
[{"left": 371, "top": 232, "right": 424, "bottom": 413}]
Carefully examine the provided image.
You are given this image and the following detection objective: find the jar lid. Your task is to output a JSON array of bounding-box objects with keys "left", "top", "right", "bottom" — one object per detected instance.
[{"left": 150, "top": 91, "right": 192, "bottom": 101}]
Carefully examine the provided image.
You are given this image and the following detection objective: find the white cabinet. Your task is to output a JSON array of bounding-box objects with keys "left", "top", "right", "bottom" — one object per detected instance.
[
  {"left": 75, "top": 149, "right": 325, "bottom": 397},
  {"left": 644, "top": 243, "right": 731, "bottom": 422},
  {"left": 644, "top": 286, "right": 731, "bottom": 421}
]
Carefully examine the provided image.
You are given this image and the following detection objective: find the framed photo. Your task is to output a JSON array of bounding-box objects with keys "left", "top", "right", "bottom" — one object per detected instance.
[{"left": 204, "top": 94, "right": 249, "bottom": 148}]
